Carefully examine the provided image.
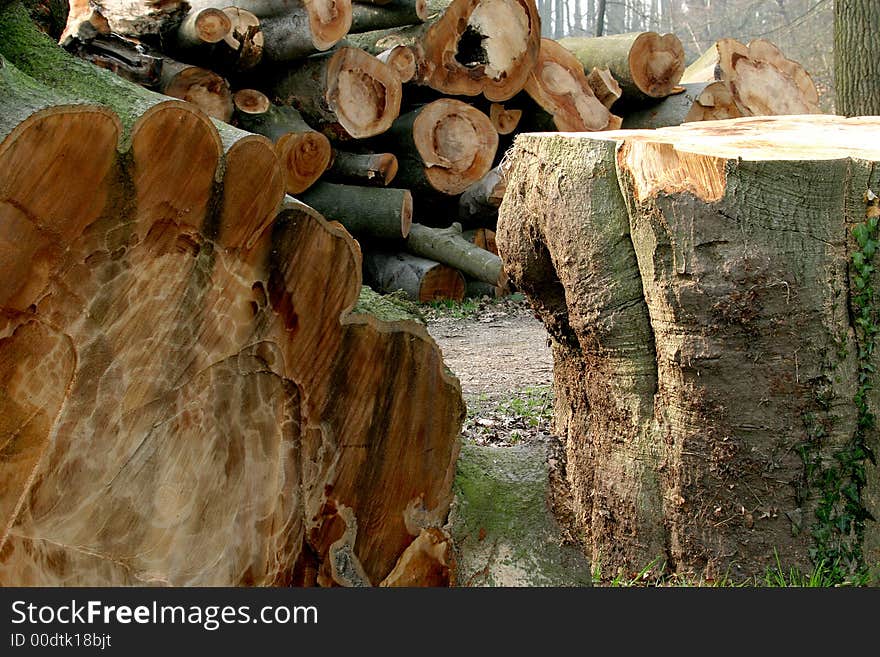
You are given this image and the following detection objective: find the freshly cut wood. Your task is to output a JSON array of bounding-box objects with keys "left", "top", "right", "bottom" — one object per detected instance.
[
  {"left": 620, "top": 81, "right": 740, "bottom": 129},
  {"left": 364, "top": 252, "right": 466, "bottom": 302},
  {"left": 325, "top": 150, "right": 398, "bottom": 186},
  {"left": 233, "top": 87, "right": 271, "bottom": 114},
  {"left": 67, "top": 33, "right": 162, "bottom": 88},
  {"left": 497, "top": 116, "right": 880, "bottom": 581},
  {"left": 557, "top": 32, "right": 685, "bottom": 105},
  {"left": 175, "top": 7, "right": 232, "bottom": 48},
  {"left": 407, "top": 222, "right": 504, "bottom": 286},
  {"left": 219, "top": 7, "right": 264, "bottom": 70},
  {"left": 61, "top": 0, "right": 186, "bottom": 40},
  {"left": 58, "top": 1, "right": 109, "bottom": 44},
  {"left": 0, "top": 4, "right": 464, "bottom": 586},
  {"left": 297, "top": 182, "right": 412, "bottom": 239},
  {"left": 376, "top": 45, "right": 417, "bottom": 82},
  {"left": 680, "top": 38, "right": 820, "bottom": 117},
  {"left": 159, "top": 58, "right": 234, "bottom": 122},
  {"left": 261, "top": 7, "right": 351, "bottom": 59},
  {"left": 235, "top": 102, "right": 332, "bottom": 194},
  {"left": 350, "top": 0, "right": 541, "bottom": 101},
  {"left": 461, "top": 227, "right": 497, "bottom": 254},
  {"left": 350, "top": 0, "right": 427, "bottom": 33},
  {"left": 270, "top": 46, "right": 402, "bottom": 140},
  {"left": 383, "top": 98, "right": 498, "bottom": 195},
  {"left": 586, "top": 66, "right": 621, "bottom": 109},
  {"left": 489, "top": 102, "right": 521, "bottom": 134},
  {"left": 458, "top": 165, "right": 505, "bottom": 224},
  {"left": 524, "top": 38, "right": 620, "bottom": 132}
]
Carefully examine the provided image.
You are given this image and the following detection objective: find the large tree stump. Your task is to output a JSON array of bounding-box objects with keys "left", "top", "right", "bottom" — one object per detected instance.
[
  {"left": 0, "top": 4, "right": 463, "bottom": 586},
  {"left": 497, "top": 116, "right": 880, "bottom": 583}
]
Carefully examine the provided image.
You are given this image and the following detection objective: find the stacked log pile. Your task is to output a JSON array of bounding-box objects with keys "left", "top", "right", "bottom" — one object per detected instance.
[{"left": 40, "top": 0, "right": 820, "bottom": 304}]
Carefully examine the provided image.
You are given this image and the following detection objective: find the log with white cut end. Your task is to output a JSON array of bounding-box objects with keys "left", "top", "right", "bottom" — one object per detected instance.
[
  {"left": 325, "top": 151, "right": 399, "bottom": 186},
  {"left": 458, "top": 165, "right": 505, "bottom": 225},
  {"left": 297, "top": 183, "right": 413, "bottom": 239},
  {"left": 407, "top": 222, "right": 504, "bottom": 287},
  {"left": 489, "top": 102, "right": 521, "bottom": 134},
  {"left": 270, "top": 46, "right": 402, "bottom": 140},
  {"left": 381, "top": 98, "right": 498, "bottom": 195},
  {"left": 557, "top": 32, "right": 685, "bottom": 106},
  {"left": 376, "top": 45, "right": 417, "bottom": 82},
  {"left": 587, "top": 67, "right": 622, "bottom": 109},
  {"left": 234, "top": 99, "right": 332, "bottom": 194},
  {"left": 164, "top": 7, "right": 263, "bottom": 71},
  {"left": 0, "top": 3, "right": 464, "bottom": 587},
  {"left": 159, "top": 58, "right": 234, "bottom": 122},
  {"left": 680, "top": 38, "right": 820, "bottom": 117},
  {"left": 350, "top": 0, "right": 427, "bottom": 33},
  {"left": 525, "top": 37, "right": 620, "bottom": 132},
  {"left": 364, "top": 252, "right": 466, "bottom": 302},
  {"left": 175, "top": 7, "right": 232, "bottom": 48}
]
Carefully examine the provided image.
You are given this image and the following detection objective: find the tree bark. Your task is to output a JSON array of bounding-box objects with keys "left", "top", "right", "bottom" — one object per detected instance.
[
  {"left": 0, "top": 3, "right": 464, "bottom": 586},
  {"left": 557, "top": 32, "right": 685, "bottom": 105},
  {"left": 325, "top": 150, "right": 399, "bottom": 186},
  {"left": 297, "top": 182, "right": 413, "bottom": 239},
  {"left": 378, "top": 98, "right": 498, "bottom": 195},
  {"left": 363, "top": 252, "right": 466, "bottom": 302},
  {"left": 497, "top": 116, "right": 880, "bottom": 582},
  {"left": 834, "top": 0, "right": 880, "bottom": 116},
  {"left": 269, "top": 46, "right": 402, "bottom": 140},
  {"left": 66, "top": 33, "right": 162, "bottom": 88},
  {"left": 458, "top": 164, "right": 505, "bottom": 225},
  {"left": 524, "top": 37, "right": 620, "bottom": 131},
  {"left": 680, "top": 38, "right": 820, "bottom": 117},
  {"left": 235, "top": 102, "right": 332, "bottom": 194},
  {"left": 407, "top": 222, "right": 504, "bottom": 286},
  {"left": 174, "top": 7, "right": 232, "bottom": 48},
  {"left": 350, "top": 0, "right": 427, "bottom": 33},
  {"left": 620, "top": 81, "right": 734, "bottom": 129}
]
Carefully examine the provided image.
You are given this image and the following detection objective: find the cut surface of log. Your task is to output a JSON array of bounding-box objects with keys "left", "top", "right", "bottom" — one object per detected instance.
[
  {"left": 558, "top": 32, "right": 685, "bottom": 104},
  {"left": 488, "top": 102, "right": 521, "bottom": 134},
  {"left": 524, "top": 37, "right": 619, "bottom": 132},
  {"left": 364, "top": 252, "right": 466, "bottom": 302},
  {"left": 497, "top": 115, "right": 880, "bottom": 582},
  {"left": 586, "top": 66, "right": 621, "bottom": 109},
  {"left": 235, "top": 102, "right": 332, "bottom": 194},
  {"left": 297, "top": 183, "right": 412, "bottom": 239},
  {"left": 680, "top": 38, "right": 819, "bottom": 117},
  {"left": 233, "top": 87, "right": 271, "bottom": 114},
  {"left": 1, "top": 6, "right": 463, "bottom": 587},
  {"left": 376, "top": 44, "right": 417, "bottom": 82},
  {"left": 384, "top": 98, "right": 498, "bottom": 195},
  {"left": 159, "top": 58, "right": 234, "bottom": 122},
  {"left": 461, "top": 227, "right": 496, "bottom": 254},
  {"left": 271, "top": 46, "right": 403, "bottom": 140},
  {"left": 62, "top": 0, "right": 188, "bottom": 40},
  {"left": 325, "top": 150, "right": 398, "bottom": 186},
  {"left": 407, "top": 222, "right": 503, "bottom": 286},
  {"left": 175, "top": 7, "right": 232, "bottom": 48}
]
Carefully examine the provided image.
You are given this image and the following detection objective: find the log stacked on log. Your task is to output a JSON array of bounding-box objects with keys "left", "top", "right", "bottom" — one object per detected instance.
[{"left": 42, "top": 0, "right": 821, "bottom": 305}]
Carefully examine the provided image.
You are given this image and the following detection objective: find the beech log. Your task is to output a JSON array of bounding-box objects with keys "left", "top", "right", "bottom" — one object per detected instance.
[
  {"left": 497, "top": 116, "right": 880, "bottom": 581},
  {"left": 175, "top": 7, "right": 232, "bottom": 48},
  {"left": 461, "top": 227, "right": 497, "bottom": 254},
  {"left": 407, "top": 222, "right": 503, "bottom": 286},
  {"left": 376, "top": 44, "right": 417, "bottom": 82},
  {"left": 381, "top": 98, "right": 497, "bottom": 195},
  {"left": 235, "top": 101, "right": 332, "bottom": 194},
  {"left": 297, "top": 182, "right": 413, "bottom": 239},
  {"left": 557, "top": 32, "right": 685, "bottom": 105},
  {"left": 350, "top": 0, "right": 427, "bottom": 33},
  {"left": 680, "top": 38, "right": 820, "bottom": 117},
  {"left": 363, "top": 252, "right": 466, "bottom": 302},
  {"left": 61, "top": 0, "right": 186, "bottom": 40},
  {"left": 159, "top": 57, "right": 234, "bottom": 122},
  {"left": 524, "top": 38, "right": 620, "bottom": 132},
  {"left": 66, "top": 33, "right": 162, "bottom": 88},
  {"left": 270, "top": 46, "right": 402, "bottom": 140},
  {"left": 586, "top": 66, "right": 622, "bottom": 109},
  {"left": 0, "top": 3, "right": 464, "bottom": 586},
  {"left": 325, "top": 150, "right": 399, "bottom": 186},
  {"left": 489, "top": 102, "right": 521, "bottom": 134},
  {"left": 458, "top": 165, "right": 505, "bottom": 225},
  {"left": 620, "top": 81, "right": 736, "bottom": 129}
]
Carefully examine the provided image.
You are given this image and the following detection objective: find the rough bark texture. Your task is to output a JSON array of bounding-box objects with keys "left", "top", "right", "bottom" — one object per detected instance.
[
  {"left": 497, "top": 116, "right": 880, "bottom": 582},
  {"left": 0, "top": 5, "right": 464, "bottom": 586},
  {"left": 325, "top": 150, "right": 398, "bottom": 186},
  {"left": 297, "top": 182, "right": 413, "bottom": 239},
  {"left": 835, "top": 0, "right": 880, "bottom": 116},
  {"left": 350, "top": 0, "right": 426, "bottom": 33}
]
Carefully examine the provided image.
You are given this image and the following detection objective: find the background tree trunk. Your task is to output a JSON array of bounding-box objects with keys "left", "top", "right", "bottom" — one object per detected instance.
[{"left": 834, "top": 0, "right": 880, "bottom": 116}]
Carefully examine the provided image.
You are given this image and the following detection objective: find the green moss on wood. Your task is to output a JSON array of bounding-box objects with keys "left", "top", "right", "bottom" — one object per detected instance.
[{"left": 352, "top": 286, "right": 426, "bottom": 325}]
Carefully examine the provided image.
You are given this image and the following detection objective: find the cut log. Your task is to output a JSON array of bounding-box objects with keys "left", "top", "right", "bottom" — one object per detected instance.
[
  {"left": 461, "top": 227, "right": 496, "bottom": 254},
  {"left": 376, "top": 45, "right": 417, "bottom": 82},
  {"left": 58, "top": 1, "right": 108, "bottom": 44},
  {"left": 557, "top": 32, "right": 685, "bottom": 105},
  {"left": 464, "top": 279, "right": 501, "bottom": 298},
  {"left": 524, "top": 38, "right": 620, "bottom": 132},
  {"left": 61, "top": 0, "right": 187, "bottom": 40},
  {"left": 488, "top": 102, "right": 521, "bottom": 134},
  {"left": 680, "top": 38, "right": 820, "bottom": 117},
  {"left": 0, "top": 4, "right": 464, "bottom": 586},
  {"left": 260, "top": 6, "right": 350, "bottom": 60},
  {"left": 458, "top": 165, "right": 505, "bottom": 225},
  {"left": 235, "top": 102, "right": 332, "bottom": 194},
  {"left": 175, "top": 7, "right": 232, "bottom": 48},
  {"left": 381, "top": 98, "right": 498, "bottom": 195},
  {"left": 159, "top": 58, "right": 234, "bottom": 122},
  {"left": 350, "top": 0, "right": 427, "bottom": 33},
  {"left": 620, "top": 81, "right": 739, "bottom": 129},
  {"left": 219, "top": 7, "right": 264, "bottom": 71},
  {"left": 325, "top": 150, "right": 398, "bottom": 186},
  {"left": 297, "top": 183, "right": 412, "bottom": 239},
  {"left": 348, "top": 0, "right": 540, "bottom": 101},
  {"left": 66, "top": 33, "right": 162, "bottom": 88},
  {"left": 270, "top": 46, "right": 402, "bottom": 140},
  {"left": 407, "top": 222, "right": 503, "bottom": 286},
  {"left": 364, "top": 252, "right": 466, "bottom": 302},
  {"left": 497, "top": 116, "right": 880, "bottom": 582},
  {"left": 233, "top": 87, "right": 271, "bottom": 114},
  {"left": 586, "top": 66, "right": 621, "bottom": 109}
]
